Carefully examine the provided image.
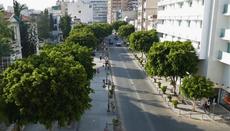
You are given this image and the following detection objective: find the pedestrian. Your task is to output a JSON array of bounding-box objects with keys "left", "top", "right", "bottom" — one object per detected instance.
[
  {"left": 100, "top": 55, "right": 102, "bottom": 60},
  {"left": 207, "top": 100, "right": 211, "bottom": 112},
  {"left": 96, "top": 68, "right": 100, "bottom": 73},
  {"left": 104, "top": 123, "right": 109, "bottom": 131}
]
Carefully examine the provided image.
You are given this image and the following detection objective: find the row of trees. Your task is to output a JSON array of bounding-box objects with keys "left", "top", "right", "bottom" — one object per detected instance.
[
  {"left": 0, "top": 43, "right": 94, "bottom": 130},
  {"left": 144, "top": 41, "right": 214, "bottom": 111},
  {"left": 121, "top": 25, "right": 215, "bottom": 111},
  {"left": 67, "top": 23, "right": 113, "bottom": 49},
  {"left": 0, "top": 14, "right": 114, "bottom": 129}
]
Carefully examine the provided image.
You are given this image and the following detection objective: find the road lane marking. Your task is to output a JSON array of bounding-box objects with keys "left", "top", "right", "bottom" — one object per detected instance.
[{"left": 116, "top": 51, "right": 156, "bottom": 131}]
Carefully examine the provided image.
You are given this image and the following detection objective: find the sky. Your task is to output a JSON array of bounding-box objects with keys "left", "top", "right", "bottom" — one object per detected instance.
[{"left": 0, "top": 0, "right": 57, "bottom": 10}]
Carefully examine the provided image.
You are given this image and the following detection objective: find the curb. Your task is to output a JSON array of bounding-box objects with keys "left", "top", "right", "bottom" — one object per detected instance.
[{"left": 129, "top": 49, "right": 228, "bottom": 122}]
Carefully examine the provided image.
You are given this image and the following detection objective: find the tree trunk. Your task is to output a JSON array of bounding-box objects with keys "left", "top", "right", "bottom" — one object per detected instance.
[
  {"left": 192, "top": 100, "right": 196, "bottom": 112},
  {"left": 14, "top": 124, "right": 21, "bottom": 131}
]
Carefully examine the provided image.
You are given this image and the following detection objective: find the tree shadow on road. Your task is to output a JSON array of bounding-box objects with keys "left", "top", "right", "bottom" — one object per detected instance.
[
  {"left": 116, "top": 93, "right": 226, "bottom": 131},
  {"left": 112, "top": 66, "right": 146, "bottom": 79}
]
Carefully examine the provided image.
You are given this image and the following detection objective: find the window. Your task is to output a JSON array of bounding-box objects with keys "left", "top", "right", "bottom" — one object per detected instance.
[
  {"left": 202, "top": 0, "right": 204, "bottom": 5},
  {"left": 178, "top": 20, "right": 182, "bottom": 26},
  {"left": 179, "top": 2, "right": 183, "bottom": 8},
  {"left": 189, "top": 2, "right": 192, "bottom": 7},
  {"left": 200, "top": 21, "right": 203, "bottom": 28},
  {"left": 187, "top": 20, "right": 191, "bottom": 27},
  {"left": 228, "top": 43, "right": 230, "bottom": 53},
  {"left": 89, "top": 5, "right": 92, "bottom": 8}
]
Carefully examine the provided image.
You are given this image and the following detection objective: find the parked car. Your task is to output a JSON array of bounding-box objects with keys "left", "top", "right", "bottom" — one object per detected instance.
[{"left": 115, "top": 42, "right": 122, "bottom": 46}]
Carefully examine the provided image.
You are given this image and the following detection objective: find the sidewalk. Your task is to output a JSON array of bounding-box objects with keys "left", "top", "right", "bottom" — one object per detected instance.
[
  {"left": 132, "top": 51, "right": 230, "bottom": 123},
  {"left": 78, "top": 52, "right": 116, "bottom": 131}
]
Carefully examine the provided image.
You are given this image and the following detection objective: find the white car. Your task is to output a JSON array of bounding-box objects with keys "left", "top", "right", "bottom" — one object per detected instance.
[{"left": 115, "top": 42, "right": 122, "bottom": 46}]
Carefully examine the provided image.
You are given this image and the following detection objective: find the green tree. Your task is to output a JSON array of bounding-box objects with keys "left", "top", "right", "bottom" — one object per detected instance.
[
  {"left": 13, "top": 0, "right": 27, "bottom": 19},
  {"left": 60, "top": 14, "right": 71, "bottom": 39},
  {"left": 37, "top": 9, "right": 50, "bottom": 40},
  {"left": 111, "top": 21, "right": 128, "bottom": 31},
  {"left": 117, "top": 24, "right": 135, "bottom": 42},
  {"left": 129, "top": 30, "right": 159, "bottom": 58},
  {"left": 66, "top": 31, "right": 97, "bottom": 49},
  {"left": 0, "top": 51, "right": 93, "bottom": 130},
  {"left": 145, "top": 41, "right": 198, "bottom": 94},
  {"left": 42, "top": 43, "right": 95, "bottom": 80},
  {"left": 20, "top": 22, "right": 37, "bottom": 58},
  {"left": 0, "top": 12, "right": 12, "bottom": 57},
  {"left": 88, "top": 23, "right": 112, "bottom": 43},
  {"left": 180, "top": 75, "right": 214, "bottom": 111},
  {"left": 13, "top": 0, "right": 36, "bottom": 58}
]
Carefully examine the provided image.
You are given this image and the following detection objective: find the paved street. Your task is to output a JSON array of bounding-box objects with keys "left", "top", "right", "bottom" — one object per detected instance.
[
  {"left": 78, "top": 52, "right": 115, "bottom": 131},
  {"left": 109, "top": 46, "right": 230, "bottom": 131}
]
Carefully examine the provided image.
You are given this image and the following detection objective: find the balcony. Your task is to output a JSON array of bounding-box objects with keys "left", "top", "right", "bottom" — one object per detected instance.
[
  {"left": 223, "top": 4, "right": 230, "bottom": 16},
  {"left": 220, "top": 29, "right": 230, "bottom": 41},
  {"left": 218, "top": 51, "right": 230, "bottom": 65}
]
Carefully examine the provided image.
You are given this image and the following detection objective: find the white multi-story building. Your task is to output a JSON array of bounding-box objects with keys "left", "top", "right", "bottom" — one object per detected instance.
[
  {"left": 90, "top": 0, "right": 108, "bottom": 22},
  {"left": 137, "top": 0, "right": 157, "bottom": 31},
  {"left": 157, "top": 0, "right": 230, "bottom": 110},
  {"left": 67, "top": 0, "right": 93, "bottom": 23}
]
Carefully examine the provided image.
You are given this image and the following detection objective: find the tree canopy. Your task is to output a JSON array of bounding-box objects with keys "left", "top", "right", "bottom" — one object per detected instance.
[
  {"left": 37, "top": 9, "right": 50, "bottom": 40},
  {"left": 129, "top": 30, "right": 159, "bottom": 53},
  {"left": 145, "top": 41, "right": 198, "bottom": 94},
  {"left": 117, "top": 24, "right": 135, "bottom": 41},
  {"left": 66, "top": 31, "right": 97, "bottom": 49},
  {"left": 60, "top": 14, "right": 72, "bottom": 39},
  {"left": 0, "top": 50, "right": 93, "bottom": 128},
  {"left": 42, "top": 43, "right": 95, "bottom": 80},
  {"left": 111, "top": 21, "right": 128, "bottom": 31},
  {"left": 180, "top": 75, "right": 214, "bottom": 111},
  {"left": 0, "top": 12, "right": 12, "bottom": 57}
]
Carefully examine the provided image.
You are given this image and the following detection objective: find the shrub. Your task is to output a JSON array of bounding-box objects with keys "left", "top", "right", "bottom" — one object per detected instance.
[
  {"left": 158, "top": 82, "right": 161, "bottom": 88},
  {"left": 172, "top": 100, "right": 178, "bottom": 108},
  {"left": 161, "top": 86, "right": 167, "bottom": 94},
  {"left": 167, "top": 95, "right": 172, "bottom": 102},
  {"left": 112, "top": 118, "right": 120, "bottom": 126}
]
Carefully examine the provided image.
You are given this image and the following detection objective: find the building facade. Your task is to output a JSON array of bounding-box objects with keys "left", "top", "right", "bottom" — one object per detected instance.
[
  {"left": 67, "top": 0, "right": 93, "bottom": 23},
  {"left": 137, "top": 0, "right": 157, "bottom": 31},
  {"left": 91, "top": 0, "right": 108, "bottom": 22},
  {"left": 157, "top": 0, "right": 230, "bottom": 110},
  {"left": 1, "top": 14, "right": 22, "bottom": 71},
  {"left": 107, "top": 0, "right": 129, "bottom": 23}
]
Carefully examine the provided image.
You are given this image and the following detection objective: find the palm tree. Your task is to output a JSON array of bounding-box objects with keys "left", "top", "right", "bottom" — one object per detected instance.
[{"left": 13, "top": 0, "right": 27, "bottom": 20}]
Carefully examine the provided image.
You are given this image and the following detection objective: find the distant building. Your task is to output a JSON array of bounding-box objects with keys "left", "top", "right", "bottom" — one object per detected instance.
[
  {"left": 107, "top": 0, "right": 129, "bottom": 23},
  {"left": 67, "top": 0, "right": 93, "bottom": 24},
  {"left": 90, "top": 0, "right": 108, "bottom": 22},
  {"left": 48, "top": 5, "right": 63, "bottom": 43},
  {"left": 1, "top": 12, "right": 22, "bottom": 71},
  {"left": 136, "top": 0, "right": 157, "bottom": 31}
]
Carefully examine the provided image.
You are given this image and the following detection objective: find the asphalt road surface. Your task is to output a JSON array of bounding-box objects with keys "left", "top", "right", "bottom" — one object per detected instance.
[{"left": 109, "top": 46, "right": 230, "bottom": 131}]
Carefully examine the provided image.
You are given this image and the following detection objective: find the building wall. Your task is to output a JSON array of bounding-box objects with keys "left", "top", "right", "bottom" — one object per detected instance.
[
  {"left": 68, "top": 0, "right": 93, "bottom": 23},
  {"left": 137, "top": 0, "right": 157, "bottom": 31},
  {"left": 157, "top": 0, "right": 211, "bottom": 59},
  {"left": 156, "top": 0, "right": 230, "bottom": 89},
  {"left": 107, "top": 0, "right": 129, "bottom": 23},
  {"left": 205, "top": 0, "right": 230, "bottom": 88},
  {"left": 91, "top": 0, "right": 108, "bottom": 22}
]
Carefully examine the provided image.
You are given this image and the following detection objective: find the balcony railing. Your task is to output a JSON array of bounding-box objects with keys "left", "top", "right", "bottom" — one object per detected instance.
[{"left": 218, "top": 51, "right": 230, "bottom": 65}]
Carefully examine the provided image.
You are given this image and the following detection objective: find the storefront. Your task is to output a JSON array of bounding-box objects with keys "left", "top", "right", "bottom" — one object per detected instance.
[{"left": 219, "top": 88, "right": 230, "bottom": 111}]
